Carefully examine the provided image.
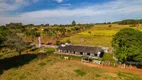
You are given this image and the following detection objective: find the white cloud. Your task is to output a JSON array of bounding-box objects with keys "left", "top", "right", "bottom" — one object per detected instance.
[
  {"left": 19, "top": 0, "right": 142, "bottom": 17},
  {"left": 56, "top": 0, "right": 63, "bottom": 3},
  {"left": 0, "top": 0, "right": 142, "bottom": 25},
  {"left": 0, "top": 0, "right": 29, "bottom": 12},
  {"left": 61, "top": 3, "right": 71, "bottom": 6}
]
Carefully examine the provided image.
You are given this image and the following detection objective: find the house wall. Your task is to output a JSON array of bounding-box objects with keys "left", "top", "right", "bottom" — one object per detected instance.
[
  {"left": 75, "top": 52, "right": 80, "bottom": 55},
  {"left": 90, "top": 53, "right": 95, "bottom": 57}
]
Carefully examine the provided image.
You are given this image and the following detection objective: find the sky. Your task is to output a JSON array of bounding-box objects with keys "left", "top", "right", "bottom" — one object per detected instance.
[{"left": 0, "top": 0, "right": 142, "bottom": 25}]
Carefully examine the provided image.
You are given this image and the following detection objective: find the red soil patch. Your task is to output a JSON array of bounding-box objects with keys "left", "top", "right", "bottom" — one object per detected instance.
[{"left": 77, "top": 61, "right": 142, "bottom": 75}]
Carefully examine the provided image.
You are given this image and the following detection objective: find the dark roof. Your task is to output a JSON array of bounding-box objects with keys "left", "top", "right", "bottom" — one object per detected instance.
[{"left": 57, "top": 45, "right": 102, "bottom": 53}]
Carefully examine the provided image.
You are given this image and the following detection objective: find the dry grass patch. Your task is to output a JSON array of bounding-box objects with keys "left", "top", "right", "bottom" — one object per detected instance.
[{"left": 0, "top": 56, "right": 142, "bottom": 80}]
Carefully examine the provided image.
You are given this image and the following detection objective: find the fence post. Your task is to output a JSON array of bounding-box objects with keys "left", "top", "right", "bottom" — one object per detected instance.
[
  {"left": 114, "top": 63, "right": 115, "bottom": 67},
  {"left": 130, "top": 64, "right": 132, "bottom": 69},
  {"left": 124, "top": 64, "right": 126, "bottom": 68}
]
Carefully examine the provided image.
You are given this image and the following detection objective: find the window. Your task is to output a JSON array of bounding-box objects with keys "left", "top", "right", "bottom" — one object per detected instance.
[
  {"left": 64, "top": 50, "right": 66, "bottom": 53},
  {"left": 95, "top": 54, "right": 97, "bottom": 56},
  {"left": 80, "top": 52, "right": 83, "bottom": 55},
  {"left": 87, "top": 53, "right": 90, "bottom": 55}
]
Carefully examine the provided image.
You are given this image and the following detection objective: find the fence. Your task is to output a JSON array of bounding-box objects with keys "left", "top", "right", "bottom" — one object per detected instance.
[{"left": 90, "top": 60, "right": 138, "bottom": 69}]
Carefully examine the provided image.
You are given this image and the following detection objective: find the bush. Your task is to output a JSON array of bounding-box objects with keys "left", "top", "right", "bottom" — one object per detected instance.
[
  {"left": 129, "top": 24, "right": 136, "bottom": 27},
  {"left": 45, "top": 48, "right": 55, "bottom": 55},
  {"left": 38, "top": 62, "right": 46, "bottom": 66},
  {"left": 74, "top": 69, "right": 86, "bottom": 76},
  {"left": 55, "top": 41, "right": 61, "bottom": 45},
  {"left": 88, "top": 31, "right": 91, "bottom": 34},
  {"left": 96, "top": 74, "right": 101, "bottom": 78},
  {"left": 101, "top": 53, "right": 116, "bottom": 63},
  {"left": 66, "top": 39, "right": 71, "bottom": 43},
  {"left": 108, "top": 25, "right": 111, "bottom": 27},
  {"left": 37, "top": 53, "right": 47, "bottom": 59},
  {"left": 136, "top": 64, "right": 142, "bottom": 68}
]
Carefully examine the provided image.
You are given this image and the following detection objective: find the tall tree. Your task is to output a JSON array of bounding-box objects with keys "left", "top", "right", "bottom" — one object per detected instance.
[
  {"left": 0, "top": 26, "right": 8, "bottom": 46},
  {"left": 43, "top": 29, "right": 56, "bottom": 36},
  {"left": 6, "top": 23, "right": 23, "bottom": 29},
  {"left": 112, "top": 28, "right": 142, "bottom": 62},
  {"left": 72, "top": 20, "right": 76, "bottom": 26},
  {"left": 25, "top": 29, "right": 37, "bottom": 42},
  {"left": 5, "top": 33, "right": 28, "bottom": 55}
]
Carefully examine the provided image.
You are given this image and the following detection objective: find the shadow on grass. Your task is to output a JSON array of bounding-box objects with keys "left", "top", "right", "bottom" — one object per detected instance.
[{"left": 0, "top": 54, "right": 37, "bottom": 75}]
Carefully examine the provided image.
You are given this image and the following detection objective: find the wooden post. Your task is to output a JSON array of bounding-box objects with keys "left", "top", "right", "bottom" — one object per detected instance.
[
  {"left": 101, "top": 61, "right": 104, "bottom": 65},
  {"left": 108, "top": 62, "right": 111, "bottom": 66},
  {"left": 124, "top": 64, "right": 126, "bottom": 68},
  {"left": 130, "top": 64, "right": 132, "bottom": 69},
  {"left": 114, "top": 63, "right": 115, "bottom": 67}
]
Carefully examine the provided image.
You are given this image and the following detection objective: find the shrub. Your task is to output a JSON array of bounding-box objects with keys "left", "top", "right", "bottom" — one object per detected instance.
[
  {"left": 38, "top": 62, "right": 46, "bottom": 66},
  {"left": 96, "top": 74, "right": 101, "bottom": 78},
  {"left": 74, "top": 69, "right": 86, "bottom": 76},
  {"left": 66, "top": 39, "right": 71, "bottom": 43},
  {"left": 108, "top": 25, "right": 111, "bottom": 27},
  {"left": 88, "top": 31, "right": 91, "bottom": 34},
  {"left": 37, "top": 53, "right": 47, "bottom": 59},
  {"left": 55, "top": 41, "right": 61, "bottom": 45}
]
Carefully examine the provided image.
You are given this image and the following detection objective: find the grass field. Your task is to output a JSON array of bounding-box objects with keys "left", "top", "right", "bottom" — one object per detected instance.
[
  {"left": 1, "top": 24, "right": 142, "bottom": 80},
  {"left": 0, "top": 55, "right": 142, "bottom": 80},
  {"left": 0, "top": 48, "right": 142, "bottom": 80},
  {"left": 61, "top": 24, "right": 142, "bottom": 48}
]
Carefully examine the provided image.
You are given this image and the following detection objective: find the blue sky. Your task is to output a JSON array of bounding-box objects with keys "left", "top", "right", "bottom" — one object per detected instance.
[{"left": 0, "top": 0, "right": 142, "bottom": 25}]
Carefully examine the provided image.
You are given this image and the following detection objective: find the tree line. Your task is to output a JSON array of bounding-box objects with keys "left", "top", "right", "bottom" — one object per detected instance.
[
  {"left": 24, "top": 21, "right": 94, "bottom": 43},
  {"left": 0, "top": 20, "right": 94, "bottom": 55},
  {"left": 113, "top": 19, "right": 142, "bottom": 25}
]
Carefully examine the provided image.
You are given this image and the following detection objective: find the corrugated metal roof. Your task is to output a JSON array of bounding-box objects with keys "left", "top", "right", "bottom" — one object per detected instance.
[{"left": 57, "top": 45, "right": 102, "bottom": 53}]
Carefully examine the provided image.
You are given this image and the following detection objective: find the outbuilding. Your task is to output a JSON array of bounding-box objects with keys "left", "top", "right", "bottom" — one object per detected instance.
[{"left": 57, "top": 44, "right": 104, "bottom": 58}]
